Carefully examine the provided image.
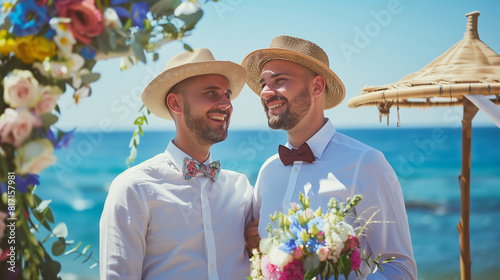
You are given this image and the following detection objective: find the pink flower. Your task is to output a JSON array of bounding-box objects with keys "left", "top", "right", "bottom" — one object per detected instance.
[
  {"left": 344, "top": 235, "right": 360, "bottom": 251},
  {"left": 290, "top": 202, "right": 300, "bottom": 211},
  {"left": 261, "top": 254, "right": 281, "bottom": 280},
  {"left": 316, "top": 246, "right": 330, "bottom": 262},
  {"left": 34, "top": 86, "right": 62, "bottom": 115},
  {"left": 56, "top": 0, "right": 104, "bottom": 44},
  {"left": 292, "top": 247, "right": 303, "bottom": 259},
  {"left": 280, "top": 259, "right": 303, "bottom": 280},
  {"left": 0, "top": 108, "right": 41, "bottom": 147},
  {"left": 3, "top": 69, "right": 40, "bottom": 108},
  {"left": 350, "top": 249, "right": 361, "bottom": 271}
]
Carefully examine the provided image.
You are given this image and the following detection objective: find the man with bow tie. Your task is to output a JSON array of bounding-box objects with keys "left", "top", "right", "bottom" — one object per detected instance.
[
  {"left": 242, "top": 36, "right": 417, "bottom": 279},
  {"left": 100, "top": 48, "right": 253, "bottom": 279}
]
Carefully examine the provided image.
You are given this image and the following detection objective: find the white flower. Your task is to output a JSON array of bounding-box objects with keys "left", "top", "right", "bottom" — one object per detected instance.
[
  {"left": 50, "top": 17, "right": 76, "bottom": 58},
  {"left": 174, "top": 0, "right": 201, "bottom": 17},
  {"left": 268, "top": 247, "right": 293, "bottom": 271},
  {"left": 72, "top": 68, "right": 90, "bottom": 89},
  {"left": 120, "top": 56, "right": 135, "bottom": 71},
  {"left": 3, "top": 69, "right": 40, "bottom": 108},
  {"left": 336, "top": 221, "right": 355, "bottom": 241},
  {"left": 103, "top": 8, "right": 122, "bottom": 29},
  {"left": 15, "top": 139, "right": 57, "bottom": 174},
  {"left": 326, "top": 231, "right": 343, "bottom": 263},
  {"left": 73, "top": 86, "right": 90, "bottom": 104}
]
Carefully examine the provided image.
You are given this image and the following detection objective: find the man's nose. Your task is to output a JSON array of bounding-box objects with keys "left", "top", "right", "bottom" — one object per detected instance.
[
  {"left": 218, "top": 95, "right": 232, "bottom": 111},
  {"left": 260, "top": 85, "right": 275, "bottom": 100}
]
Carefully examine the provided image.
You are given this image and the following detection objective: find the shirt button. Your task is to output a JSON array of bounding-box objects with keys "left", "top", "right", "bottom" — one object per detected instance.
[
  {"left": 293, "top": 167, "right": 298, "bottom": 172},
  {"left": 206, "top": 225, "right": 210, "bottom": 229},
  {"left": 210, "top": 264, "right": 214, "bottom": 269}
]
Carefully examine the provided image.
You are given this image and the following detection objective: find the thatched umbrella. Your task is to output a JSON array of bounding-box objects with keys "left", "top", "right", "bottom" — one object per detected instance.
[{"left": 347, "top": 11, "right": 500, "bottom": 280}]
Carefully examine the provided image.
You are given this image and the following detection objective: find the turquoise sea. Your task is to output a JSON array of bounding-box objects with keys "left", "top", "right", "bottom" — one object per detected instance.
[{"left": 35, "top": 126, "right": 500, "bottom": 280}]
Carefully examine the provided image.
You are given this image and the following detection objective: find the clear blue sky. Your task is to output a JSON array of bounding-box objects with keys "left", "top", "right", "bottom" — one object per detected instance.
[{"left": 53, "top": 0, "right": 500, "bottom": 131}]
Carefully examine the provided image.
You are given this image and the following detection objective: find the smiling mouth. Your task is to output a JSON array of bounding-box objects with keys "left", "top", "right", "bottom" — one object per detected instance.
[
  {"left": 208, "top": 115, "right": 226, "bottom": 121},
  {"left": 268, "top": 103, "right": 284, "bottom": 110}
]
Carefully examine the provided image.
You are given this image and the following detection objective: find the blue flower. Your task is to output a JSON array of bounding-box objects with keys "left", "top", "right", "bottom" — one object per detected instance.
[
  {"left": 14, "top": 174, "right": 40, "bottom": 193},
  {"left": 110, "top": 0, "right": 130, "bottom": 5},
  {"left": 47, "top": 128, "right": 75, "bottom": 149},
  {"left": 279, "top": 238, "right": 297, "bottom": 254},
  {"left": 9, "top": 0, "right": 49, "bottom": 36},
  {"left": 131, "top": 2, "right": 149, "bottom": 29},
  {"left": 44, "top": 28, "right": 56, "bottom": 39},
  {"left": 80, "top": 46, "right": 97, "bottom": 60},
  {"left": 0, "top": 182, "right": 7, "bottom": 195},
  {"left": 307, "top": 216, "right": 325, "bottom": 232}
]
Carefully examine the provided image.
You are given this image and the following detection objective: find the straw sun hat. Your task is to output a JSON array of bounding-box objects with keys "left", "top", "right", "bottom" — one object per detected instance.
[
  {"left": 242, "top": 35, "right": 346, "bottom": 109},
  {"left": 142, "top": 48, "right": 246, "bottom": 120}
]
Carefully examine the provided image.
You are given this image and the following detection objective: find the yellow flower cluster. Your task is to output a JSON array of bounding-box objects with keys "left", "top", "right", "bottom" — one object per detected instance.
[{"left": 0, "top": 30, "right": 57, "bottom": 64}]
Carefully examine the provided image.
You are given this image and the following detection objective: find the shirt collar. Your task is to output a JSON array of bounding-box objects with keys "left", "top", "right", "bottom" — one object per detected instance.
[
  {"left": 286, "top": 119, "right": 336, "bottom": 160},
  {"left": 165, "top": 141, "right": 213, "bottom": 171}
]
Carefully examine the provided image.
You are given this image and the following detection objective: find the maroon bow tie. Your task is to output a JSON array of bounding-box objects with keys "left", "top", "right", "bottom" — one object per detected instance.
[{"left": 278, "top": 143, "right": 315, "bottom": 166}]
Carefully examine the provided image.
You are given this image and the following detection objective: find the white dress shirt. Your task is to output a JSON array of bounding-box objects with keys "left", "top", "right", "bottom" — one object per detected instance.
[
  {"left": 100, "top": 141, "right": 253, "bottom": 280},
  {"left": 253, "top": 120, "right": 417, "bottom": 280}
]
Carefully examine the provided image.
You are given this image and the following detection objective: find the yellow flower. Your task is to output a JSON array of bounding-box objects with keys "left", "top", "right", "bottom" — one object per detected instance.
[
  {"left": 14, "top": 36, "right": 56, "bottom": 64},
  {"left": 0, "top": 36, "right": 15, "bottom": 56},
  {"left": 14, "top": 36, "right": 36, "bottom": 64},
  {"left": 31, "top": 36, "right": 56, "bottom": 62}
]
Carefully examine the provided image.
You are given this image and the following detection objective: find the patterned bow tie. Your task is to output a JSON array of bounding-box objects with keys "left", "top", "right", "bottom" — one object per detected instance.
[
  {"left": 278, "top": 143, "right": 315, "bottom": 166},
  {"left": 182, "top": 157, "right": 221, "bottom": 182}
]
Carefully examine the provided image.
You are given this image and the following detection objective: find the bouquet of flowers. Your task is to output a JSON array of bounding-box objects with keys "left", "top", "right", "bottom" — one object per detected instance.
[
  {"left": 0, "top": 0, "right": 216, "bottom": 278},
  {"left": 249, "top": 193, "right": 394, "bottom": 280}
]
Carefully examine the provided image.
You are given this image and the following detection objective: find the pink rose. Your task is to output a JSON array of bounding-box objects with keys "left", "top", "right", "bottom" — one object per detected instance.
[
  {"left": 3, "top": 69, "right": 40, "bottom": 108},
  {"left": 34, "top": 86, "right": 62, "bottom": 115},
  {"left": 350, "top": 249, "right": 361, "bottom": 271},
  {"left": 0, "top": 108, "right": 41, "bottom": 147},
  {"left": 56, "top": 0, "right": 104, "bottom": 45},
  {"left": 316, "top": 246, "right": 330, "bottom": 262},
  {"left": 15, "top": 139, "right": 57, "bottom": 174},
  {"left": 344, "top": 235, "right": 360, "bottom": 251}
]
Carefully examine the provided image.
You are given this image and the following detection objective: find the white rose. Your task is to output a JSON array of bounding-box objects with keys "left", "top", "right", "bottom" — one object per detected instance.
[
  {"left": 15, "top": 139, "right": 57, "bottom": 174},
  {"left": 3, "top": 69, "right": 40, "bottom": 108},
  {"left": 268, "top": 247, "right": 293, "bottom": 271}
]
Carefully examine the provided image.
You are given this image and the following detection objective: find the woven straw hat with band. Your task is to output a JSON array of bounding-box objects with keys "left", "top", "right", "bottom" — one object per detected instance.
[
  {"left": 142, "top": 48, "right": 246, "bottom": 120},
  {"left": 242, "top": 35, "right": 346, "bottom": 109}
]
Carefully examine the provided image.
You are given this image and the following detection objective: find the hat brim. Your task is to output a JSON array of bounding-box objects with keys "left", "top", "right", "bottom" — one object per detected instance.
[
  {"left": 242, "top": 48, "right": 346, "bottom": 109},
  {"left": 142, "top": 61, "right": 246, "bottom": 120}
]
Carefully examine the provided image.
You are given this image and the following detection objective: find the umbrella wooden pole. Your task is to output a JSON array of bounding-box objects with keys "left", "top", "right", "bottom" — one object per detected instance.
[{"left": 458, "top": 98, "right": 478, "bottom": 280}]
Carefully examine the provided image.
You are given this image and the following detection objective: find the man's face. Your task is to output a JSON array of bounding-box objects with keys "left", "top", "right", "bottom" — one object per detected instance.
[
  {"left": 259, "top": 60, "right": 313, "bottom": 130},
  {"left": 180, "top": 74, "right": 233, "bottom": 145}
]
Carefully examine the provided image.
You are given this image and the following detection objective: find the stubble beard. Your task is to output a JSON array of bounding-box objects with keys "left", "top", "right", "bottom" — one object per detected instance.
[
  {"left": 267, "top": 86, "right": 312, "bottom": 131},
  {"left": 184, "top": 102, "right": 228, "bottom": 145}
]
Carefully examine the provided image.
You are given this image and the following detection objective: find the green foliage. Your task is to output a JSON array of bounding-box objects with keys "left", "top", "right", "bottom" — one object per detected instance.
[{"left": 126, "top": 105, "right": 151, "bottom": 167}]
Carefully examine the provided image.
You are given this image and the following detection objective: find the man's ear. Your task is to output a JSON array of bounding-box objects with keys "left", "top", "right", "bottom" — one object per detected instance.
[
  {"left": 166, "top": 93, "right": 182, "bottom": 117},
  {"left": 311, "top": 75, "right": 327, "bottom": 97}
]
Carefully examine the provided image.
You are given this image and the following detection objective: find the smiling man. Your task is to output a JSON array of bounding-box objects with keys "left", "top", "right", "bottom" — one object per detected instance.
[
  {"left": 100, "top": 48, "right": 253, "bottom": 280},
  {"left": 242, "top": 36, "right": 417, "bottom": 279}
]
